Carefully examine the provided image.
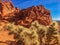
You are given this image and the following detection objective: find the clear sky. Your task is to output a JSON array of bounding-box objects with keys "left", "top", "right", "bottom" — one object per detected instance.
[{"left": 12, "top": 0, "right": 60, "bottom": 20}]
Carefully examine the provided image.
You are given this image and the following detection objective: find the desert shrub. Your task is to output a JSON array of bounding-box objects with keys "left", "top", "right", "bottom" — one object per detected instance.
[
  {"left": 45, "top": 22, "right": 59, "bottom": 45},
  {"left": 31, "top": 21, "right": 59, "bottom": 45},
  {"left": 3, "top": 22, "right": 40, "bottom": 45},
  {"left": 1, "top": 21, "right": 59, "bottom": 45}
]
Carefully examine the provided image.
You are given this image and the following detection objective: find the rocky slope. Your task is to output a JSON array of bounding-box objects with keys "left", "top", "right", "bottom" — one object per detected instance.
[{"left": 0, "top": 0, "right": 52, "bottom": 27}]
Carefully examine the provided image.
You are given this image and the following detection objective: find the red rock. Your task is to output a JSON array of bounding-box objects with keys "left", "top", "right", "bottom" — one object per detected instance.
[
  {"left": 0, "top": 0, "right": 52, "bottom": 27},
  {"left": 16, "top": 5, "right": 52, "bottom": 27},
  {"left": 0, "top": 1, "right": 15, "bottom": 17}
]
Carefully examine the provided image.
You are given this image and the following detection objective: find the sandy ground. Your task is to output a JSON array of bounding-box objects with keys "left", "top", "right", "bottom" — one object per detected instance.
[{"left": 0, "top": 30, "right": 15, "bottom": 45}]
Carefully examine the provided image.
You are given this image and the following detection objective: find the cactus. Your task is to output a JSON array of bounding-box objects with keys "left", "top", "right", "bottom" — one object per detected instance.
[{"left": 0, "top": 21, "right": 59, "bottom": 45}]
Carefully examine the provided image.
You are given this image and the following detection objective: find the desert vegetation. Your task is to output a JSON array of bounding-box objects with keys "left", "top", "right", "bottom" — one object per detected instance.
[
  {"left": 0, "top": 21, "right": 60, "bottom": 45},
  {"left": 0, "top": 0, "right": 59, "bottom": 45}
]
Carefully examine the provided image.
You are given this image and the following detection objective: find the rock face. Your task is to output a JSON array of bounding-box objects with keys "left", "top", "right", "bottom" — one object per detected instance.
[
  {"left": 0, "top": 0, "right": 52, "bottom": 27},
  {"left": 0, "top": 1, "right": 14, "bottom": 16},
  {"left": 0, "top": 0, "right": 21, "bottom": 21},
  {"left": 16, "top": 5, "right": 52, "bottom": 27}
]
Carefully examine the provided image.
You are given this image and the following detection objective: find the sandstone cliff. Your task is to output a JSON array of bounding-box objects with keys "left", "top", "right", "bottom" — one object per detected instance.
[
  {"left": 17, "top": 5, "right": 52, "bottom": 27},
  {"left": 0, "top": 0, "right": 52, "bottom": 27}
]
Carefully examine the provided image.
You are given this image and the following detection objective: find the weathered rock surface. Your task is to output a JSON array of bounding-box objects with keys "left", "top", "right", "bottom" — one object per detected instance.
[
  {"left": 0, "top": 2, "right": 14, "bottom": 16},
  {"left": 0, "top": 0, "right": 52, "bottom": 27},
  {"left": 16, "top": 5, "right": 52, "bottom": 27}
]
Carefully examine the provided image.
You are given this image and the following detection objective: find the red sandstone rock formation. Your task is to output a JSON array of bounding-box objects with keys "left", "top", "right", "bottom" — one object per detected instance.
[
  {"left": 0, "top": 0, "right": 15, "bottom": 17},
  {"left": 0, "top": 0, "right": 52, "bottom": 27},
  {"left": 16, "top": 5, "right": 52, "bottom": 27}
]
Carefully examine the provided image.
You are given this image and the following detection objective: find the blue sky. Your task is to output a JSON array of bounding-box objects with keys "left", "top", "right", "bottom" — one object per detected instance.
[{"left": 12, "top": 0, "right": 60, "bottom": 20}]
